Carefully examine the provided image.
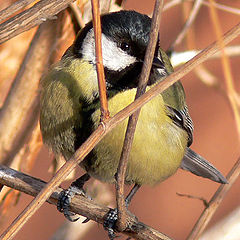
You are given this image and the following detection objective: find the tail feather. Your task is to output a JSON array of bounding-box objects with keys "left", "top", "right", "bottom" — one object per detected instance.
[{"left": 181, "top": 148, "right": 228, "bottom": 184}]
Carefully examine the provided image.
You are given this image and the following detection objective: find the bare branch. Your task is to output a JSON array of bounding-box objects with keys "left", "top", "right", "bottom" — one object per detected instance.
[
  {"left": 171, "top": 45, "right": 240, "bottom": 67},
  {"left": 201, "top": 206, "right": 240, "bottom": 239},
  {"left": 201, "top": 0, "right": 240, "bottom": 15},
  {"left": 171, "top": 0, "right": 203, "bottom": 48},
  {"left": 187, "top": 157, "right": 240, "bottom": 240},
  {"left": 0, "top": 165, "right": 171, "bottom": 240},
  {"left": 208, "top": 0, "right": 240, "bottom": 141},
  {"left": 91, "top": 0, "right": 109, "bottom": 121},
  {"left": 69, "top": 2, "right": 85, "bottom": 29},
  {"left": 0, "top": 0, "right": 36, "bottom": 23},
  {"left": 163, "top": 0, "right": 240, "bottom": 16},
  {"left": 1, "top": 19, "right": 240, "bottom": 240},
  {"left": 116, "top": 0, "right": 164, "bottom": 232},
  {"left": 0, "top": 0, "right": 75, "bottom": 44},
  {"left": 0, "top": 18, "right": 61, "bottom": 165}
]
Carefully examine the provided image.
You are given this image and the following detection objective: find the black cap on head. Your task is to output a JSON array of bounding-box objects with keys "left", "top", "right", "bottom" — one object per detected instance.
[
  {"left": 100, "top": 11, "right": 152, "bottom": 59},
  {"left": 74, "top": 10, "right": 154, "bottom": 60}
]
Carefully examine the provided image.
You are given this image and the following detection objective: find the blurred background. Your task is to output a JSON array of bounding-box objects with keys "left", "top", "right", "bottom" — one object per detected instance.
[{"left": 0, "top": 0, "right": 239, "bottom": 239}]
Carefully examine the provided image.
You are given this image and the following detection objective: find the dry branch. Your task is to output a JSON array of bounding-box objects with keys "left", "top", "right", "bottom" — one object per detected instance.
[
  {"left": 69, "top": 2, "right": 85, "bottom": 28},
  {"left": 0, "top": 164, "right": 171, "bottom": 240},
  {"left": 1, "top": 18, "right": 240, "bottom": 240},
  {"left": 171, "top": 0, "right": 202, "bottom": 48},
  {"left": 208, "top": 0, "right": 240, "bottom": 140},
  {"left": 116, "top": 0, "right": 163, "bottom": 232},
  {"left": 187, "top": 157, "right": 240, "bottom": 240},
  {"left": 0, "top": 18, "right": 60, "bottom": 165},
  {"left": 0, "top": 0, "right": 75, "bottom": 44},
  {"left": 163, "top": 0, "right": 240, "bottom": 15},
  {"left": 91, "top": 0, "right": 109, "bottom": 121},
  {"left": 0, "top": 0, "right": 36, "bottom": 23}
]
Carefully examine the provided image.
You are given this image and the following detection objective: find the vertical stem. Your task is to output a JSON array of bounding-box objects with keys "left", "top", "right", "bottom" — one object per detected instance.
[
  {"left": 208, "top": 0, "right": 240, "bottom": 141},
  {"left": 91, "top": 0, "right": 109, "bottom": 121},
  {"left": 116, "top": 0, "right": 164, "bottom": 231}
]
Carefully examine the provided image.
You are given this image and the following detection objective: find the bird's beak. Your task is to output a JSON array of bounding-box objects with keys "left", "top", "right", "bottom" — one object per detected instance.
[{"left": 152, "top": 57, "right": 165, "bottom": 69}]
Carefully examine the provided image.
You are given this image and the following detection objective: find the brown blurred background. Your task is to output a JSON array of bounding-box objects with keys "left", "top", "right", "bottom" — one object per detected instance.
[{"left": 0, "top": 0, "right": 240, "bottom": 239}]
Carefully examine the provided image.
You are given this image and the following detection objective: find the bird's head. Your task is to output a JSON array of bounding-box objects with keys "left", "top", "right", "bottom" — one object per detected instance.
[{"left": 73, "top": 10, "right": 170, "bottom": 90}]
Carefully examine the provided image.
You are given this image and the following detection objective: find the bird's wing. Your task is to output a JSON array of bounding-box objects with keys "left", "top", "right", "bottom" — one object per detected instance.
[
  {"left": 166, "top": 105, "right": 193, "bottom": 146},
  {"left": 181, "top": 147, "right": 228, "bottom": 184}
]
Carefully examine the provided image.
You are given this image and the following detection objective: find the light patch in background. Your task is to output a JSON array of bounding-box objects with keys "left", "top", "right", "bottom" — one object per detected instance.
[{"left": 200, "top": 207, "right": 240, "bottom": 240}]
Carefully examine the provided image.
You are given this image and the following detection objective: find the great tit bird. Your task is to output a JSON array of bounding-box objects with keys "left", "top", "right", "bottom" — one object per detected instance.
[{"left": 40, "top": 10, "right": 227, "bottom": 239}]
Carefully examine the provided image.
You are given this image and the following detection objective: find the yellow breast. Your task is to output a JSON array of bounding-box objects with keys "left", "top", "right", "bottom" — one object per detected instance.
[{"left": 82, "top": 87, "right": 188, "bottom": 186}]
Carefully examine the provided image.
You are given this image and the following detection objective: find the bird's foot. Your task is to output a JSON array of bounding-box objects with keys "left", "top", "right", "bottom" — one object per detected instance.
[
  {"left": 57, "top": 185, "right": 87, "bottom": 222},
  {"left": 104, "top": 208, "right": 118, "bottom": 240},
  {"left": 57, "top": 173, "right": 91, "bottom": 222},
  {"left": 57, "top": 186, "right": 92, "bottom": 223},
  {"left": 103, "top": 208, "right": 137, "bottom": 239}
]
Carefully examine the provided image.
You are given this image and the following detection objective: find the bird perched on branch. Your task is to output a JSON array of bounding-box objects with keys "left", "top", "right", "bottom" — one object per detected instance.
[{"left": 40, "top": 10, "right": 227, "bottom": 239}]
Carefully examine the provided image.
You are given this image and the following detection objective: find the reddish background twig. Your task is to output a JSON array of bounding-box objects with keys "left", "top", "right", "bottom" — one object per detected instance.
[{"left": 187, "top": 157, "right": 240, "bottom": 239}]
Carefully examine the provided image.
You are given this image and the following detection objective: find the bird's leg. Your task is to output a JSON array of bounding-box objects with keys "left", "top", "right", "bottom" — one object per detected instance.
[
  {"left": 125, "top": 184, "right": 141, "bottom": 208},
  {"left": 57, "top": 173, "right": 91, "bottom": 222},
  {"left": 104, "top": 184, "right": 141, "bottom": 240}
]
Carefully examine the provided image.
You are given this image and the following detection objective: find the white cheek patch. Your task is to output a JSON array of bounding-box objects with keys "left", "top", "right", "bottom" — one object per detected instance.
[{"left": 81, "top": 29, "right": 136, "bottom": 71}]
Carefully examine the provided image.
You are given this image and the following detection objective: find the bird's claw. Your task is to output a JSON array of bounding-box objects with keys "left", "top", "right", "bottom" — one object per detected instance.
[
  {"left": 57, "top": 186, "right": 87, "bottom": 222},
  {"left": 104, "top": 208, "right": 119, "bottom": 240}
]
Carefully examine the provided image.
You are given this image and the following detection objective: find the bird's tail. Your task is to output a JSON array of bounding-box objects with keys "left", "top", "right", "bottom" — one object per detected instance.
[{"left": 181, "top": 147, "right": 228, "bottom": 184}]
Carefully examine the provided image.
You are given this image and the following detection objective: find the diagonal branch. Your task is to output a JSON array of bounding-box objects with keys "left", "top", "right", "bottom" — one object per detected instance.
[
  {"left": 116, "top": 0, "right": 164, "bottom": 232},
  {"left": 0, "top": 0, "right": 75, "bottom": 44},
  {"left": 187, "top": 157, "right": 240, "bottom": 240},
  {"left": 1, "top": 19, "right": 240, "bottom": 240},
  {"left": 171, "top": 0, "right": 203, "bottom": 48},
  {"left": 0, "top": 0, "right": 36, "bottom": 23}
]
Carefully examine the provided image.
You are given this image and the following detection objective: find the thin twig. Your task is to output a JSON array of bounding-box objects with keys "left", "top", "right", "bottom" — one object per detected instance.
[
  {"left": 116, "top": 0, "right": 164, "bottom": 231},
  {"left": 187, "top": 157, "right": 240, "bottom": 240},
  {"left": 176, "top": 192, "right": 209, "bottom": 208},
  {"left": 164, "top": 0, "right": 240, "bottom": 16},
  {"left": 171, "top": 45, "right": 240, "bottom": 67},
  {"left": 186, "top": 3, "right": 240, "bottom": 238},
  {"left": 0, "top": 0, "right": 75, "bottom": 44},
  {"left": 201, "top": 0, "right": 240, "bottom": 15},
  {"left": 1, "top": 20, "right": 240, "bottom": 240},
  {"left": 0, "top": 0, "right": 36, "bottom": 23},
  {"left": 91, "top": 0, "right": 109, "bottom": 121},
  {"left": 171, "top": 0, "right": 203, "bottom": 48},
  {"left": 69, "top": 2, "right": 85, "bottom": 28},
  {"left": 200, "top": 206, "right": 240, "bottom": 239},
  {"left": 208, "top": 0, "right": 240, "bottom": 141}
]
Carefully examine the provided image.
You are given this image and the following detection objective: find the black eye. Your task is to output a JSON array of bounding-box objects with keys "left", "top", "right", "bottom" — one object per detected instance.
[{"left": 120, "top": 42, "right": 130, "bottom": 52}]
